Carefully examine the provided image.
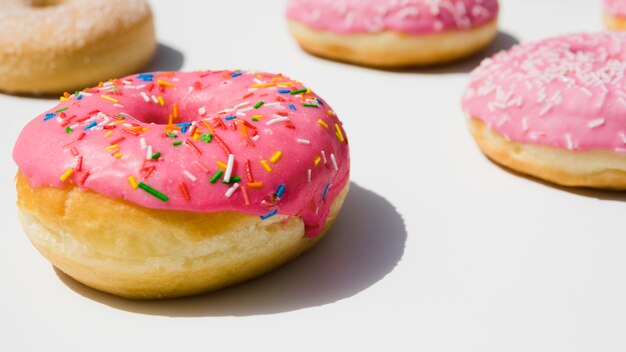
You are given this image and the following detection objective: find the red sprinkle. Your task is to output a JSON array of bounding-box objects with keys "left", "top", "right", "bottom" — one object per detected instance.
[
  {"left": 179, "top": 182, "right": 191, "bottom": 201},
  {"left": 109, "top": 137, "right": 125, "bottom": 145},
  {"left": 212, "top": 134, "right": 231, "bottom": 156},
  {"left": 245, "top": 159, "right": 254, "bottom": 182},
  {"left": 185, "top": 139, "right": 201, "bottom": 155}
]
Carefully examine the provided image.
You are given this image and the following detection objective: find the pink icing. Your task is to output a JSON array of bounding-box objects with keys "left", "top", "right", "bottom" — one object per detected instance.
[
  {"left": 13, "top": 71, "right": 350, "bottom": 237},
  {"left": 605, "top": 0, "right": 626, "bottom": 18},
  {"left": 462, "top": 32, "right": 626, "bottom": 153},
  {"left": 286, "top": 0, "right": 498, "bottom": 35}
]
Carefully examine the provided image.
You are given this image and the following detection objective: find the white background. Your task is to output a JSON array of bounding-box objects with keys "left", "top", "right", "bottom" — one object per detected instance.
[{"left": 1, "top": 0, "right": 623, "bottom": 351}]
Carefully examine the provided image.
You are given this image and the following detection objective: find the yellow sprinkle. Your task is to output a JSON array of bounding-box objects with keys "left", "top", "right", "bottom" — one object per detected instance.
[
  {"left": 217, "top": 161, "right": 228, "bottom": 169},
  {"left": 59, "top": 168, "right": 74, "bottom": 182},
  {"left": 270, "top": 151, "right": 282, "bottom": 164},
  {"left": 114, "top": 120, "right": 126, "bottom": 125},
  {"left": 104, "top": 144, "right": 119, "bottom": 151},
  {"left": 250, "top": 81, "right": 294, "bottom": 88},
  {"left": 128, "top": 176, "right": 138, "bottom": 189},
  {"left": 172, "top": 103, "right": 179, "bottom": 119},
  {"left": 60, "top": 97, "right": 69, "bottom": 102},
  {"left": 114, "top": 153, "right": 123, "bottom": 159},
  {"left": 253, "top": 114, "right": 264, "bottom": 119},
  {"left": 157, "top": 79, "right": 174, "bottom": 88},
  {"left": 100, "top": 94, "right": 119, "bottom": 104},
  {"left": 314, "top": 156, "right": 321, "bottom": 166},
  {"left": 317, "top": 119, "right": 329, "bottom": 129},
  {"left": 157, "top": 96, "right": 165, "bottom": 106},
  {"left": 193, "top": 132, "right": 200, "bottom": 141},
  {"left": 260, "top": 160, "right": 272, "bottom": 173},
  {"left": 104, "top": 131, "right": 113, "bottom": 138},
  {"left": 247, "top": 181, "right": 264, "bottom": 188},
  {"left": 335, "top": 123, "right": 345, "bottom": 142}
]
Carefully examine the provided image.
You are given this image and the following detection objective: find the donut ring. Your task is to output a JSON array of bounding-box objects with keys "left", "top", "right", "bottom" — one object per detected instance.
[
  {"left": 286, "top": 0, "right": 499, "bottom": 68},
  {"left": 462, "top": 32, "right": 626, "bottom": 189},
  {"left": 604, "top": 0, "right": 626, "bottom": 30},
  {"left": 0, "top": 0, "right": 156, "bottom": 95},
  {"left": 13, "top": 70, "right": 350, "bottom": 299}
]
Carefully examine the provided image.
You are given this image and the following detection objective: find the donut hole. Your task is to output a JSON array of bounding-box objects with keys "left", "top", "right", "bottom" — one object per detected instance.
[{"left": 30, "top": 0, "right": 65, "bottom": 7}]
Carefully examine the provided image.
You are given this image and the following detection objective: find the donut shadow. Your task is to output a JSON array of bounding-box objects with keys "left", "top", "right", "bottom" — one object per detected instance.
[
  {"left": 362, "top": 30, "right": 519, "bottom": 75},
  {"left": 55, "top": 182, "right": 407, "bottom": 316},
  {"left": 484, "top": 154, "right": 626, "bottom": 202},
  {"left": 144, "top": 43, "right": 185, "bottom": 72}
]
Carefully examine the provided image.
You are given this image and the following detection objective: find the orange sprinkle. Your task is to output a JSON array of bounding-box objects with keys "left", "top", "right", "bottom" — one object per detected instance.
[
  {"left": 314, "top": 156, "right": 321, "bottom": 166},
  {"left": 104, "top": 131, "right": 114, "bottom": 138},
  {"left": 157, "top": 79, "right": 174, "bottom": 88},
  {"left": 217, "top": 161, "right": 227, "bottom": 169},
  {"left": 172, "top": 103, "right": 179, "bottom": 119},
  {"left": 248, "top": 181, "right": 264, "bottom": 188}
]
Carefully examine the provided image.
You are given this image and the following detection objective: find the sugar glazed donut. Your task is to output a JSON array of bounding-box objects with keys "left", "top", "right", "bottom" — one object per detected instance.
[
  {"left": 13, "top": 70, "right": 350, "bottom": 299},
  {"left": 0, "top": 0, "right": 156, "bottom": 95},
  {"left": 286, "top": 0, "right": 499, "bottom": 67},
  {"left": 462, "top": 32, "right": 626, "bottom": 189},
  {"left": 604, "top": 0, "right": 626, "bottom": 30}
]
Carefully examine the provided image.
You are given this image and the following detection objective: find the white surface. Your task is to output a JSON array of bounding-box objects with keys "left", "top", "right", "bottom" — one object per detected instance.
[{"left": 1, "top": 1, "right": 623, "bottom": 351}]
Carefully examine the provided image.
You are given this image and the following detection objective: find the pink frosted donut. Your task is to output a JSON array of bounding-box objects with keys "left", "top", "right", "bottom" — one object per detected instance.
[
  {"left": 286, "top": 0, "right": 500, "bottom": 67},
  {"left": 463, "top": 32, "right": 626, "bottom": 189},
  {"left": 604, "top": 0, "right": 626, "bottom": 30},
  {"left": 13, "top": 70, "right": 350, "bottom": 299}
]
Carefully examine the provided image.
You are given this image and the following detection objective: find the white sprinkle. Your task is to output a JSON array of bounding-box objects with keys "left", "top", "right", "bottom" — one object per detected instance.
[
  {"left": 307, "top": 169, "right": 312, "bottom": 183},
  {"left": 616, "top": 147, "right": 626, "bottom": 153},
  {"left": 252, "top": 135, "right": 260, "bottom": 142},
  {"left": 146, "top": 145, "right": 153, "bottom": 160},
  {"left": 266, "top": 116, "right": 289, "bottom": 125},
  {"left": 539, "top": 104, "right": 552, "bottom": 116},
  {"left": 297, "top": 138, "right": 311, "bottom": 145},
  {"left": 113, "top": 104, "right": 124, "bottom": 109},
  {"left": 580, "top": 87, "right": 593, "bottom": 96},
  {"left": 234, "top": 101, "right": 250, "bottom": 109},
  {"left": 198, "top": 107, "right": 206, "bottom": 116},
  {"left": 140, "top": 92, "right": 150, "bottom": 102},
  {"left": 140, "top": 137, "right": 147, "bottom": 150},
  {"left": 183, "top": 170, "right": 197, "bottom": 182},
  {"left": 264, "top": 102, "right": 284, "bottom": 108},
  {"left": 223, "top": 154, "right": 235, "bottom": 182},
  {"left": 330, "top": 153, "right": 338, "bottom": 171},
  {"left": 151, "top": 95, "right": 159, "bottom": 104},
  {"left": 620, "top": 132, "right": 626, "bottom": 144},
  {"left": 587, "top": 118, "right": 605, "bottom": 129},
  {"left": 565, "top": 134, "right": 574, "bottom": 150},
  {"left": 521, "top": 117, "right": 529, "bottom": 131},
  {"left": 225, "top": 183, "right": 240, "bottom": 198},
  {"left": 321, "top": 150, "right": 327, "bottom": 164}
]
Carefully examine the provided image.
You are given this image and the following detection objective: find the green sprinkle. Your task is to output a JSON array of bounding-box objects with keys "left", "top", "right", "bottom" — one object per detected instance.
[
  {"left": 303, "top": 104, "right": 319, "bottom": 108},
  {"left": 166, "top": 132, "right": 177, "bottom": 138},
  {"left": 138, "top": 182, "right": 169, "bottom": 202},
  {"left": 201, "top": 133, "right": 213, "bottom": 143},
  {"left": 115, "top": 114, "right": 126, "bottom": 120},
  {"left": 173, "top": 141, "right": 183, "bottom": 147},
  {"left": 151, "top": 152, "right": 161, "bottom": 160},
  {"left": 254, "top": 101, "right": 264, "bottom": 109},
  {"left": 223, "top": 175, "right": 241, "bottom": 184},
  {"left": 56, "top": 107, "right": 69, "bottom": 113},
  {"left": 65, "top": 126, "right": 72, "bottom": 134},
  {"left": 251, "top": 117, "right": 259, "bottom": 122},
  {"left": 210, "top": 169, "right": 224, "bottom": 184},
  {"left": 74, "top": 91, "right": 80, "bottom": 96},
  {"left": 290, "top": 89, "right": 307, "bottom": 95}
]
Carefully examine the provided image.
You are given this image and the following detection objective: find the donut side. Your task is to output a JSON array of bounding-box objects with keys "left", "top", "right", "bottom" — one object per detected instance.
[
  {"left": 604, "top": 13, "right": 626, "bottom": 30},
  {"left": 0, "top": 6, "right": 156, "bottom": 94},
  {"left": 469, "top": 118, "right": 626, "bottom": 189},
  {"left": 287, "top": 19, "right": 498, "bottom": 67},
  {"left": 16, "top": 172, "right": 349, "bottom": 299}
]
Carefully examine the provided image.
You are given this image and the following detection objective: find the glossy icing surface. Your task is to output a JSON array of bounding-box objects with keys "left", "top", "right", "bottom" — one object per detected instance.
[
  {"left": 463, "top": 32, "right": 626, "bottom": 153},
  {"left": 605, "top": 0, "right": 626, "bottom": 18},
  {"left": 286, "top": 0, "right": 499, "bottom": 35},
  {"left": 13, "top": 71, "right": 350, "bottom": 236}
]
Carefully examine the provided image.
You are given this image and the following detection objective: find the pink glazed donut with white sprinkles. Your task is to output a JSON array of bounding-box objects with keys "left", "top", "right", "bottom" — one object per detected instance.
[
  {"left": 286, "top": 0, "right": 500, "bottom": 67},
  {"left": 13, "top": 70, "right": 350, "bottom": 299},
  {"left": 463, "top": 32, "right": 626, "bottom": 189},
  {"left": 604, "top": 0, "right": 626, "bottom": 30}
]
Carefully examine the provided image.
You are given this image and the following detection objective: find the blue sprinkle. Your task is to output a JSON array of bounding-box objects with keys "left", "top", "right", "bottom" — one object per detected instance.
[
  {"left": 315, "top": 98, "right": 325, "bottom": 106},
  {"left": 231, "top": 72, "right": 243, "bottom": 78},
  {"left": 43, "top": 113, "right": 56, "bottom": 121},
  {"left": 260, "top": 209, "right": 278, "bottom": 220},
  {"left": 289, "top": 104, "right": 296, "bottom": 110},
  {"left": 176, "top": 122, "right": 192, "bottom": 133},
  {"left": 224, "top": 115, "right": 237, "bottom": 121},
  {"left": 137, "top": 73, "right": 154, "bottom": 82},
  {"left": 276, "top": 184, "right": 286, "bottom": 198},
  {"left": 84, "top": 121, "right": 97, "bottom": 130},
  {"left": 322, "top": 182, "right": 331, "bottom": 200},
  {"left": 77, "top": 95, "right": 83, "bottom": 101},
  {"left": 278, "top": 89, "right": 291, "bottom": 94}
]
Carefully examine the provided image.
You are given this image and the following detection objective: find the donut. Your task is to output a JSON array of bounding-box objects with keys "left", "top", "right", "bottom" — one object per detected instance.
[
  {"left": 462, "top": 32, "right": 626, "bottom": 189},
  {"left": 0, "top": 0, "right": 156, "bottom": 95},
  {"left": 13, "top": 70, "right": 350, "bottom": 299},
  {"left": 286, "top": 0, "right": 499, "bottom": 68},
  {"left": 604, "top": 0, "right": 626, "bottom": 30}
]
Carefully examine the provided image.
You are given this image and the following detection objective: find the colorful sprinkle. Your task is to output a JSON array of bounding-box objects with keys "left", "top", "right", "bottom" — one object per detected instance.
[
  {"left": 138, "top": 182, "right": 169, "bottom": 202},
  {"left": 59, "top": 168, "right": 74, "bottom": 182}
]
